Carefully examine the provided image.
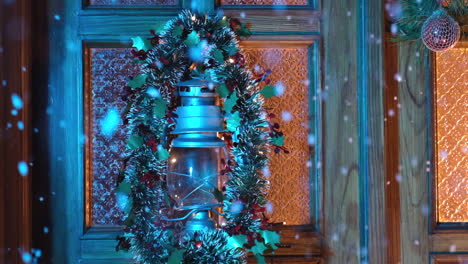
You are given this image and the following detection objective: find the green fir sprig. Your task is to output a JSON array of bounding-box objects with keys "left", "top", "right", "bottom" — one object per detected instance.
[{"left": 396, "top": 0, "right": 468, "bottom": 43}]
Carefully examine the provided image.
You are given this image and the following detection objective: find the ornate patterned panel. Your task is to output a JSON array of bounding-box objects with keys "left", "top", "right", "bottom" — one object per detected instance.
[
  {"left": 435, "top": 47, "right": 468, "bottom": 223},
  {"left": 243, "top": 47, "right": 311, "bottom": 225},
  {"left": 89, "top": 0, "right": 177, "bottom": 5},
  {"left": 88, "top": 48, "right": 139, "bottom": 225},
  {"left": 221, "top": 0, "right": 308, "bottom": 5},
  {"left": 88, "top": 47, "right": 311, "bottom": 226}
]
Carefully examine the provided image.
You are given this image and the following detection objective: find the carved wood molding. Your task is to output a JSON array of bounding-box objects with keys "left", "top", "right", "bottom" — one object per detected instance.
[
  {"left": 77, "top": 10, "right": 320, "bottom": 38},
  {"left": 431, "top": 254, "right": 468, "bottom": 264},
  {"left": 80, "top": 226, "right": 323, "bottom": 262}
]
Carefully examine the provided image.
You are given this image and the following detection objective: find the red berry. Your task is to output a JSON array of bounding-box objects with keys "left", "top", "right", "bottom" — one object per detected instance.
[{"left": 195, "top": 241, "right": 202, "bottom": 248}]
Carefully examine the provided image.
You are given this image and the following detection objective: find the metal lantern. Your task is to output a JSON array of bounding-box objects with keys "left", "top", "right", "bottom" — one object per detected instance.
[{"left": 166, "top": 78, "right": 227, "bottom": 232}]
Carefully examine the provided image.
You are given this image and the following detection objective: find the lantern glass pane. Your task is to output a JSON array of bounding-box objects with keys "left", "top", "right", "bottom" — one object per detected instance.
[{"left": 167, "top": 147, "right": 226, "bottom": 209}]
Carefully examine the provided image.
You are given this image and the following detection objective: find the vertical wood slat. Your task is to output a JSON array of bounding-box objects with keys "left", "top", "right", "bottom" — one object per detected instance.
[
  {"left": 359, "top": 0, "right": 386, "bottom": 263},
  {"left": 398, "top": 43, "right": 430, "bottom": 264},
  {"left": 322, "top": 0, "right": 360, "bottom": 262},
  {"left": 46, "top": 0, "right": 84, "bottom": 263},
  {"left": 323, "top": 0, "right": 387, "bottom": 262},
  {"left": 0, "top": 0, "right": 32, "bottom": 263},
  {"left": 383, "top": 21, "right": 402, "bottom": 264}
]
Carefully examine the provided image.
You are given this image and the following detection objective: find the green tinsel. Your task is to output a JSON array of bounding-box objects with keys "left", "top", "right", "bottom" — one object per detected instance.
[
  {"left": 116, "top": 10, "right": 281, "bottom": 264},
  {"left": 396, "top": 0, "right": 468, "bottom": 44}
]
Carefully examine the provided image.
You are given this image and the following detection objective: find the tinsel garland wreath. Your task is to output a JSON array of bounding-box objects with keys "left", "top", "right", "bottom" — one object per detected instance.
[{"left": 114, "top": 10, "right": 285, "bottom": 264}]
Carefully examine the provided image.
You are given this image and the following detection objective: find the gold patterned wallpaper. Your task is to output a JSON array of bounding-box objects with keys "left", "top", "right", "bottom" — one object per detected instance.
[
  {"left": 243, "top": 47, "right": 311, "bottom": 225},
  {"left": 435, "top": 46, "right": 468, "bottom": 223}
]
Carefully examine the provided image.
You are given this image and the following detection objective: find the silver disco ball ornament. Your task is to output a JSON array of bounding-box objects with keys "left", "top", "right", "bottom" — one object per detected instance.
[{"left": 421, "top": 10, "right": 460, "bottom": 52}]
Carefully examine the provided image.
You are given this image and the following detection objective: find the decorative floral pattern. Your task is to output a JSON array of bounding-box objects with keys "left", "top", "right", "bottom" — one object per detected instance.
[
  {"left": 89, "top": 0, "right": 177, "bottom": 5},
  {"left": 435, "top": 47, "right": 468, "bottom": 222},
  {"left": 243, "top": 48, "right": 311, "bottom": 225},
  {"left": 89, "top": 48, "right": 139, "bottom": 225}
]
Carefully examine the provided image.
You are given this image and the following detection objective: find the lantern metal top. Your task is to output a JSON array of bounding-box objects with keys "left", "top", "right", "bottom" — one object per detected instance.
[
  {"left": 177, "top": 78, "right": 218, "bottom": 106},
  {"left": 176, "top": 78, "right": 218, "bottom": 88},
  {"left": 171, "top": 77, "right": 225, "bottom": 148}
]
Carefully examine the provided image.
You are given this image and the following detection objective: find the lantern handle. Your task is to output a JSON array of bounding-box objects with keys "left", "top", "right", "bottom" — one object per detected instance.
[
  {"left": 162, "top": 206, "right": 225, "bottom": 222},
  {"left": 162, "top": 209, "right": 199, "bottom": 222}
]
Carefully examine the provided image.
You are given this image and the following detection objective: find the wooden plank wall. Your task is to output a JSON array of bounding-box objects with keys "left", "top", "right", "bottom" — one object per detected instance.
[
  {"left": 362, "top": 0, "right": 386, "bottom": 263},
  {"left": 322, "top": 0, "right": 359, "bottom": 262},
  {"left": 322, "top": 0, "right": 386, "bottom": 263},
  {"left": 398, "top": 43, "right": 431, "bottom": 264},
  {"left": 383, "top": 18, "right": 402, "bottom": 264},
  {"left": 0, "top": 0, "right": 32, "bottom": 263},
  {"left": 322, "top": 1, "right": 360, "bottom": 263}
]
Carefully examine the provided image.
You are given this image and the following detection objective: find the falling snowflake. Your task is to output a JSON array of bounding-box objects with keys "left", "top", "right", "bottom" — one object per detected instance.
[
  {"left": 18, "top": 161, "right": 28, "bottom": 177},
  {"left": 99, "top": 107, "right": 120, "bottom": 138},
  {"left": 281, "top": 111, "right": 292, "bottom": 122},
  {"left": 11, "top": 93, "right": 23, "bottom": 109}
]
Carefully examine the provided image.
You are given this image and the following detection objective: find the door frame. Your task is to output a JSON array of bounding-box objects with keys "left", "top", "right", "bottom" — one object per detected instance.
[{"left": 39, "top": 0, "right": 323, "bottom": 263}]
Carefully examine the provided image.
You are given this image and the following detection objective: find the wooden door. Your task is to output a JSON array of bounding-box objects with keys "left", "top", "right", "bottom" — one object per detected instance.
[
  {"left": 25, "top": 0, "right": 468, "bottom": 262},
  {"left": 388, "top": 39, "right": 468, "bottom": 263},
  {"left": 34, "top": 0, "right": 323, "bottom": 263},
  {"left": 381, "top": 7, "right": 468, "bottom": 260}
]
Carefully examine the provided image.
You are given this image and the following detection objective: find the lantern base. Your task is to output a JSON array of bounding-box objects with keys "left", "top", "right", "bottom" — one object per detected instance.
[{"left": 185, "top": 211, "right": 215, "bottom": 232}]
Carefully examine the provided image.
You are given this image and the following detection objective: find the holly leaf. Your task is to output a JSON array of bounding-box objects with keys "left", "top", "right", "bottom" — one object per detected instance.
[
  {"left": 153, "top": 98, "right": 167, "bottom": 118},
  {"left": 223, "top": 93, "right": 238, "bottom": 113},
  {"left": 184, "top": 31, "right": 200, "bottom": 47},
  {"left": 236, "top": 27, "right": 252, "bottom": 38},
  {"left": 212, "top": 187, "right": 225, "bottom": 202},
  {"left": 152, "top": 22, "right": 167, "bottom": 34},
  {"left": 260, "top": 85, "right": 277, "bottom": 98},
  {"left": 130, "top": 59, "right": 145, "bottom": 64},
  {"left": 163, "top": 191, "right": 171, "bottom": 207},
  {"left": 226, "top": 111, "right": 241, "bottom": 132},
  {"left": 157, "top": 147, "right": 170, "bottom": 160},
  {"left": 168, "top": 249, "right": 185, "bottom": 264},
  {"left": 259, "top": 230, "right": 281, "bottom": 250},
  {"left": 123, "top": 196, "right": 133, "bottom": 214},
  {"left": 271, "top": 136, "right": 285, "bottom": 146},
  {"left": 250, "top": 240, "right": 268, "bottom": 255},
  {"left": 172, "top": 25, "right": 183, "bottom": 36},
  {"left": 226, "top": 234, "right": 247, "bottom": 249},
  {"left": 116, "top": 181, "right": 131, "bottom": 195},
  {"left": 212, "top": 49, "right": 225, "bottom": 64},
  {"left": 223, "top": 44, "right": 238, "bottom": 56},
  {"left": 254, "top": 254, "right": 267, "bottom": 264},
  {"left": 127, "top": 74, "right": 148, "bottom": 89},
  {"left": 216, "top": 84, "right": 230, "bottom": 98},
  {"left": 131, "top": 36, "right": 152, "bottom": 52},
  {"left": 127, "top": 135, "right": 144, "bottom": 150},
  {"left": 124, "top": 212, "right": 135, "bottom": 226}
]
